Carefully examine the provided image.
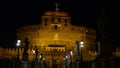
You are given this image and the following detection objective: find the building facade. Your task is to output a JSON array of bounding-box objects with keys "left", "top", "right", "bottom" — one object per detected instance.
[
  {"left": 0, "top": 10, "right": 98, "bottom": 67},
  {"left": 0, "top": 6, "right": 120, "bottom": 68}
]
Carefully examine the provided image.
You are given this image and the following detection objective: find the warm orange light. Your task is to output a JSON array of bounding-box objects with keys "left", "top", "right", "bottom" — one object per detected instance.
[{"left": 44, "top": 11, "right": 69, "bottom": 16}]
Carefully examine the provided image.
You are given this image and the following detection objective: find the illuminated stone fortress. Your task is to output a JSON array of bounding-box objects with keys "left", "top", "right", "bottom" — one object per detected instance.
[
  {"left": 16, "top": 10, "right": 97, "bottom": 61},
  {"left": 0, "top": 6, "right": 98, "bottom": 67},
  {"left": 0, "top": 3, "right": 120, "bottom": 68}
]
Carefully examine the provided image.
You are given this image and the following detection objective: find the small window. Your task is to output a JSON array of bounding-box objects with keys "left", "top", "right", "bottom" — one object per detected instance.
[
  {"left": 45, "top": 18, "right": 47, "bottom": 22},
  {"left": 64, "top": 24, "right": 67, "bottom": 26},
  {"left": 54, "top": 25, "right": 58, "bottom": 29},
  {"left": 38, "top": 27, "right": 40, "bottom": 29},
  {"left": 65, "top": 19, "right": 67, "bottom": 22},
  {"left": 52, "top": 18, "right": 54, "bottom": 22},
  {"left": 71, "top": 28, "right": 74, "bottom": 30},
  {"left": 58, "top": 18, "right": 61, "bottom": 22},
  {"left": 45, "top": 23, "right": 47, "bottom": 26}
]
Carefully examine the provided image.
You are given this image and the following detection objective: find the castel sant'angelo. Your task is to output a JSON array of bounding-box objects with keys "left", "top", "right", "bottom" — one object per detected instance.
[{"left": 0, "top": 3, "right": 120, "bottom": 68}]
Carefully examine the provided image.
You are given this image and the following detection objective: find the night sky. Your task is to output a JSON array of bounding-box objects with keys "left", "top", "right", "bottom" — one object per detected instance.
[{"left": 0, "top": 0, "right": 119, "bottom": 47}]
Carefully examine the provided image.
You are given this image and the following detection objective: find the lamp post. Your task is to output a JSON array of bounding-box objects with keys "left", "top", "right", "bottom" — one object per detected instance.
[
  {"left": 32, "top": 50, "right": 35, "bottom": 68},
  {"left": 33, "top": 50, "right": 35, "bottom": 61},
  {"left": 62, "top": 55, "right": 66, "bottom": 68},
  {"left": 16, "top": 40, "right": 21, "bottom": 68},
  {"left": 65, "top": 55, "right": 68, "bottom": 68},
  {"left": 40, "top": 54, "right": 42, "bottom": 61},
  {"left": 75, "top": 40, "right": 84, "bottom": 68},
  {"left": 75, "top": 41, "right": 80, "bottom": 68},
  {"left": 69, "top": 50, "right": 73, "bottom": 68},
  {"left": 79, "top": 40, "right": 84, "bottom": 62},
  {"left": 42, "top": 56, "right": 45, "bottom": 68},
  {"left": 35, "top": 48, "right": 39, "bottom": 63},
  {"left": 79, "top": 40, "right": 84, "bottom": 68},
  {"left": 16, "top": 40, "right": 21, "bottom": 60},
  {"left": 39, "top": 54, "right": 42, "bottom": 68}
]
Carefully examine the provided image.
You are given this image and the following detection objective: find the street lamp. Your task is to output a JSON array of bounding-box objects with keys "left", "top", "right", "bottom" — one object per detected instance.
[
  {"left": 33, "top": 50, "right": 35, "bottom": 61},
  {"left": 79, "top": 40, "right": 84, "bottom": 68},
  {"left": 39, "top": 54, "right": 43, "bottom": 68},
  {"left": 62, "top": 55, "right": 68, "bottom": 68},
  {"left": 65, "top": 55, "right": 68, "bottom": 68},
  {"left": 40, "top": 54, "right": 42, "bottom": 60},
  {"left": 75, "top": 41, "right": 80, "bottom": 68},
  {"left": 16, "top": 40, "right": 21, "bottom": 60},
  {"left": 66, "top": 55, "right": 68, "bottom": 59},
  {"left": 79, "top": 40, "right": 84, "bottom": 61},
  {"left": 79, "top": 40, "right": 84, "bottom": 48},
  {"left": 70, "top": 50, "right": 73, "bottom": 56},
  {"left": 42, "top": 56, "right": 46, "bottom": 68},
  {"left": 33, "top": 50, "right": 35, "bottom": 54},
  {"left": 43, "top": 57, "right": 45, "bottom": 61},
  {"left": 69, "top": 50, "right": 73, "bottom": 68},
  {"left": 75, "top": 40, "right": 84, "bottom": 68}
]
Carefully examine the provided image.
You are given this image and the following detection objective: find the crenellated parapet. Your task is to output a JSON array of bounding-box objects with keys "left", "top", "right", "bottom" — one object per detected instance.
[
  {"left": 0, "top": 48, "right": 44, "bottom": 62},
  {"left": 0, "top": 48, "right": 24, "bottom": 59},
  {"left": 0, "top": 47, "right": 98, "bottom": 62}
]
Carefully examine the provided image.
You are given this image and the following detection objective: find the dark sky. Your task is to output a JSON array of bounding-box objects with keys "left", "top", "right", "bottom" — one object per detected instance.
[{"left": 0, "top": 0, "right": 119, "bottom": 47}]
